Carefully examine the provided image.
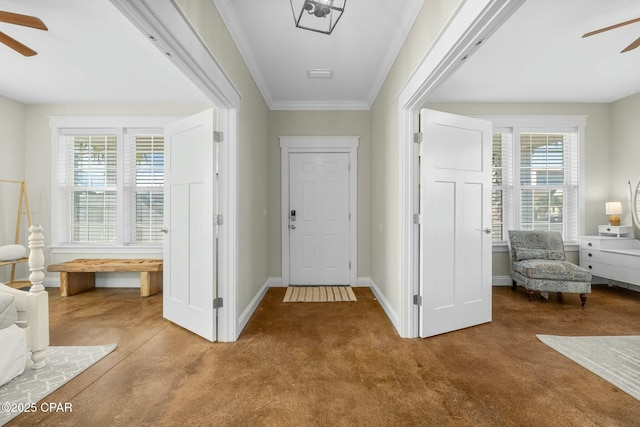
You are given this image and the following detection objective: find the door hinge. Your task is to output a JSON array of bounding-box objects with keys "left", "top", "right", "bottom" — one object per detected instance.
[
  {"left": 413, "top": 295, "right": 422, "bottom": 306},
  {"left": 413, "top": 213, "right": 422, "bottom": 225},
  {"left": 413, "top": 132, "right": 423, "bottom": 143},
  {"left": 349, "top": 261, "right": 352, "bottom": 270},
  {"left": 216, "top": 214, "right": 224, "bottom": 225},
  {"left": 213, "top": 297, "right": 223, "bottom": 309},
  {"left": 214, "top": 131, "right": 224, "bottom": 143}
]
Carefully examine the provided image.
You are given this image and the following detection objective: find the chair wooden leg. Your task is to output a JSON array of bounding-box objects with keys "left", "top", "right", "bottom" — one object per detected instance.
[
  {"left": 527, "top": 290, "right": 534, "bottom": 301},
  {"left": 512, "top": 280, "right": 517, "bottom": 291},
  {"left": 580, "top": 294, "right": 587, "bottom": 307}
]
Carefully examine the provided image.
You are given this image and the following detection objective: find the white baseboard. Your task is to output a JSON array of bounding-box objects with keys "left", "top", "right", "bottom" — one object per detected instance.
[
  {"left": 237, "top": 277, "right": 276, "bottom": 335},
  {"left": 492, "top": 276, "right": 513, "bottom": 286},
  {"left": 366, "top": 277, "right": 401, "bottom": 334},
  {"left": 266, "top": 277, "right": 285, "bottom": 287},
  {"left": 357, "top": 276, "right": 373, "bottom": 287}
]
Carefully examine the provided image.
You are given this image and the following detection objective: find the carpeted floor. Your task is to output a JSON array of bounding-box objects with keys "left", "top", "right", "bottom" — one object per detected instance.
[
  {"left": 0, "top": 344, "right": 116, "bottom": 425},
  {"left": 537, "top": 334, "right": 640, "bottom": 401}
]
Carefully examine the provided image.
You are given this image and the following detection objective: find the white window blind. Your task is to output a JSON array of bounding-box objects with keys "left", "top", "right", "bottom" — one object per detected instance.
[
  {"left": 54, "top": 122, "right": 164, "bottom": 247},
  {"left": 492, "top": 130, "right": 513, "bottom": 241},
  {"left": 124, "top": 132, "right": 164, "bottom": 244},
  {"left": 58, "top": 133, "right": 118, "bottom": 244},
  {"left": 489, "top": 118, "right": 584, "bottom": 244}
]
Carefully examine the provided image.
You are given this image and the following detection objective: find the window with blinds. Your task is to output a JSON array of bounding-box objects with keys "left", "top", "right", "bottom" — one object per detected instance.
[
  {"left": 492, "top": 131, "right": 513, "bottom": 241},
  {"left": 124, "top": 133, "right": 164, "bottom": 244},
  {"left": 55, "top": 126, "right": 164, "bottom": 246},
  {"left": 491, "top": 120, "right": 582, "bottom": 244}
]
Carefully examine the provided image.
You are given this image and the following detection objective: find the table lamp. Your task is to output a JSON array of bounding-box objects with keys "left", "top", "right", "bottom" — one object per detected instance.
[{"left": 605, "top": 201, "right": 622, "bottom": 226}]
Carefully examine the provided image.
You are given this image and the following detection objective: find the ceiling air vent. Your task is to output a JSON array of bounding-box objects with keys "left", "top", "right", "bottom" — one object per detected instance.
[{"left": 307, "top": 69, "right": 333, "bottom": 79}]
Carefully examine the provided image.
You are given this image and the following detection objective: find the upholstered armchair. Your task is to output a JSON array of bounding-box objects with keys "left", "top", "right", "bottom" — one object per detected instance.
[{"left": 508, "top": 230, "right": 592, "bottom": 306}]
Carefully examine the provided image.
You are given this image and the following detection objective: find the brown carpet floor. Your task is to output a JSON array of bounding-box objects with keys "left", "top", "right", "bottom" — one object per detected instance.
[{"left": 11, "top": 285, "right": 640, "bottom": 426}]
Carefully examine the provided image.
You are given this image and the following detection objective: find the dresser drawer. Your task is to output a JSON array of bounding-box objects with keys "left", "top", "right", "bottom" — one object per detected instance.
[
  {"left": 582, "top": 260, "right": 640, "bottom": 285},
  {"left": 581, "top": 236, "right": 636, "bottom": 250},
  {"left": 580, "top": 248, "right": 640, "bottom": 269}
]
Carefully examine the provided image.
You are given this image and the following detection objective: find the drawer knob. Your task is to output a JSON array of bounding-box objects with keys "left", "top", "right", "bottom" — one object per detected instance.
[
  {"left": 606, "top": 227, "right": 611, "bottom": 231},
  {"left": 588, "top": 265, "right": 593, "bottom": 269},
  {"left": 588, "top": 253, "right": 592, "bottom": 257},
  {"left": 588, "top": 242, "right": 593, "bottom": 247}
]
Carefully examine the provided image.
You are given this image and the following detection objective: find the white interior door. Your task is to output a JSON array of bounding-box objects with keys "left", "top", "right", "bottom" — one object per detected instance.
[
  {"left": 164, "top": 108, "right": 218, "bottom": 341},
  {"left": 419, "top": 109, "right": 492, "bottom": 338},
  {"left": 289, "top": 152, "right": 350, "bottom": 285}
]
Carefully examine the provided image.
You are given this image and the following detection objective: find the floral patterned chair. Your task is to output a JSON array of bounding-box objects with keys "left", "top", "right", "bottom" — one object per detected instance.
[{"left": 508, "top": 230, "right": 592, "bottom": 306}]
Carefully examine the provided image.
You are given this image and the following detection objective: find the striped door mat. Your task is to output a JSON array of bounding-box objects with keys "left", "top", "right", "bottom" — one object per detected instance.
[{"left": 283, "top": 286, "right": 357, "bottom": 302}]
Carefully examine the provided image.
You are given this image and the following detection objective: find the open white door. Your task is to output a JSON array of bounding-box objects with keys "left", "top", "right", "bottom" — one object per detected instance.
[
  {"left": 419, "top": 109, "right": 492, "bottom": 338},
  {"left": 164, "top": 108, "right": 218, "bottom": 341}
]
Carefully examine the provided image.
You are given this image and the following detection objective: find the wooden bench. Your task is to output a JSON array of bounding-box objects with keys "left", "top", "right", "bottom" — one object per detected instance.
[{"left": 48, "top": 259, "right": 163, "bottom": 297}]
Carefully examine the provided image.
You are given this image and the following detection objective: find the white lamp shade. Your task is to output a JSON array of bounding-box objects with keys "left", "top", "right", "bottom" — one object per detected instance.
[{"left": 605, "top": 201, "right": 622, "bottom": 215}]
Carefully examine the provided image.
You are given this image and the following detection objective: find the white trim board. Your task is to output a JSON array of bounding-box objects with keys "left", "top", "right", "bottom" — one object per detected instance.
[
  {"left": 279, "top": 136, "right": 359, "bottom": 288},
  {"left": 237, "top": 278, "right": 271, "bottom": 335}
]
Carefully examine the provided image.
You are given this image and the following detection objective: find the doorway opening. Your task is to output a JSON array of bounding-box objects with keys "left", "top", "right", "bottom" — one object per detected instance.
[{"left": 280, "top": 137, "right": 359, "bottom": 287}]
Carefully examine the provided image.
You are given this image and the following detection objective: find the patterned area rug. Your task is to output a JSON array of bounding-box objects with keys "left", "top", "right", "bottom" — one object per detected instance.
[
  {"left": 284, "top": 286, "right": 357, "bottom": 302},
  {"left": 0, "top": 344, "right": 117, "bottom": 425},
  {"left": 537, "top": 335, "right": 640, "bottom": 401}
]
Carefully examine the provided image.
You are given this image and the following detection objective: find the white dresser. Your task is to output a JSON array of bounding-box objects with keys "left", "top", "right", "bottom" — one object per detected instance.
[{"left": 580, "top": 235, "right": 640, "bottom": 289}]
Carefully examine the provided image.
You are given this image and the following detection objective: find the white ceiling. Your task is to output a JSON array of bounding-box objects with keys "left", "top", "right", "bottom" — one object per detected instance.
[
  {"left": 215, "top": 0, "right": 424, "bottom": 109},
  {"left": 0, "top": 0, "right": 209, "bottom": 104},
  {"left": 429, "top": 0, "right": 640, "bottom": 103},
  {"left": 1, "top": 0, "right": 639, "bottom": 107}
]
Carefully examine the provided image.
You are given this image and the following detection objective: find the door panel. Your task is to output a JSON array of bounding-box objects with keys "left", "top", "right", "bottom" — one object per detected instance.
[
  {"left": 289, "top": 152, "right": 349, "bottom": 285},
  {"left": 164, "top": 108, "right": 217, "bottom": 341},
  {"left": 419, "top": 109, "right": 492, "bottom": 338}
]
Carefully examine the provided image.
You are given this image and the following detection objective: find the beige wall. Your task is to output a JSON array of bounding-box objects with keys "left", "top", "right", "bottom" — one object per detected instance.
[
  {"left": 0, "top": 96, "right": 27, "bottom": 282},
  {"left": 176, "top": 0, "right": 271, "bottom": 313},
  {"left": 369, "top": 0, "right": 463, "bottom": 312},
  {"left": 268, "top": 110, "right": 371, "bottom": 278},
  {"left": 611, "top": 92, "right": 640, "bottom": 237}
]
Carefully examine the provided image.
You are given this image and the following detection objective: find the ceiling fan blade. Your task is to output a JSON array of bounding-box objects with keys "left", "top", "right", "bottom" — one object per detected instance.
[
  {"left": 582, "top": 17, "right": 640, "bottom": 38},
  {"left": 0, "top": 30, "right": 37, "bottom": 56},
  {"left": 622, "top": 36, "right": 640, "bottom": 53},
  {"left": 0, "top": 11, "right": 48, "bottom": 30}
]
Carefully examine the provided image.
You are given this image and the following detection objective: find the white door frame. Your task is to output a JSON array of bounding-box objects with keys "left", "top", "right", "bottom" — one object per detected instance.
[
  {"left": 396, "top": 0, "right": 525, "bottom": 338},
  {"left": 280, "top": 136, "right": 359, "bottom": 287},
  {"left": 110, "top": 0, "right": 240, "bottom": 341}
]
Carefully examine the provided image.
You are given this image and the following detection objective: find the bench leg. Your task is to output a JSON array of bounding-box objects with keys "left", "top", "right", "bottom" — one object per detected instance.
[
  {"left": 60, "top": 272, "right": 95, "bottom": 297},
  {"left": 140, "top": 271, "right": 163, "bottom": 297}
]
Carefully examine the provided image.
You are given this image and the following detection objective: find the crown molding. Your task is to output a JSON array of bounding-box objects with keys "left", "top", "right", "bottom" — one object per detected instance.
[
  {"left": 212, "top": 0, "right": 274, "bottom": 107},
  {"left": 270, "top": 100, "right": 370, "bottom": 111},
  {"left": 366, "top": 0, "right": 426, "bottom": 106}
]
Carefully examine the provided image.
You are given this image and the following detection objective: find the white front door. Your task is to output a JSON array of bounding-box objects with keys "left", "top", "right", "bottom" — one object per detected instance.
[
  {"left": 419, "top": 109, "right": 492, "bottom": 338},
  {"left": 163, "top": 108, "right": 218, "bottom": 341},
  {"left": 289, "top": 152, "right": 350, "bottom": 285}
]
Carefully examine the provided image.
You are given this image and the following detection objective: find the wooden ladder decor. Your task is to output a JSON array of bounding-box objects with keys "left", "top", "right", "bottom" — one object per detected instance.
[{"left": 0, "top": 179, "right": 32, "bottom": 288}]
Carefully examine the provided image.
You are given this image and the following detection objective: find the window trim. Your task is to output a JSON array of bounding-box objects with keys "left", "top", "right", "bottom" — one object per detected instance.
[
  {"left": 50, "top": 116, "right": 182, "bottom": 251},
  {"left": 477, "top": 115, "right": 587, "bottom": 246}
]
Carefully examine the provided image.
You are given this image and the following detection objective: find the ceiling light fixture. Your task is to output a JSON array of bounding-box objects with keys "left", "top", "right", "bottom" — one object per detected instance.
[{"left": 290, "top": 0, "right": 346, "bottom": 35}]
